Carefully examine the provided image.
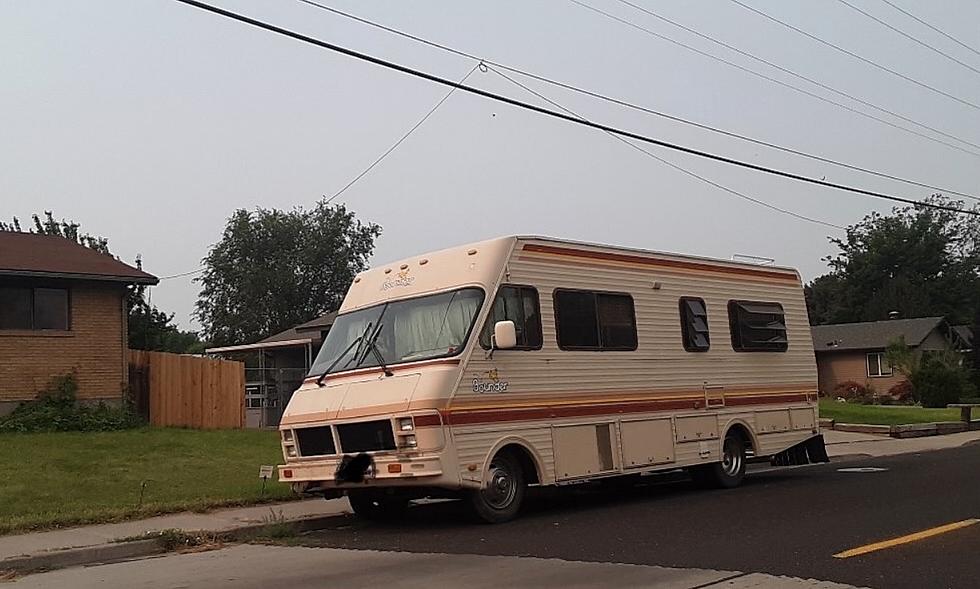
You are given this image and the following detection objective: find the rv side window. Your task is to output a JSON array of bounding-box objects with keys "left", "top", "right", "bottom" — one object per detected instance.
[
  {"left": 679, "top": 297, "right": 709, "bottom": 352},
  {"left": 554, "top": 289, "right": 637, "bottom": 351},
  {"left": 728, "top": 300, "right": 788, "bottom": 352},
  {"left": 480, "top": 286, "right": 542, "bottom": 349}
]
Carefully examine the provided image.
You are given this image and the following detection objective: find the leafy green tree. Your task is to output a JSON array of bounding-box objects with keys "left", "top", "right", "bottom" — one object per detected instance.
[
  {"left": 195, "top": 199, "right": 381, "bottom": 347},
  {"left": 806, "top": 196, "right": 980, "bottom": 325},
  {"left": 1, "top": 211, "right": 202, "bottom": 353},
  {"left": 886, "top": 336, "right": 976, "bottom": 407}
]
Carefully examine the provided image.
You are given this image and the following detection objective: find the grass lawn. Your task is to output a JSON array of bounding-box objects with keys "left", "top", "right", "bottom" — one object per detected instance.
[
  {"left": 0, "top": 428, "right": 294, "bottom": 535},
  {"left": 819, "top": 398, "right": 963, "bottom": 426}
]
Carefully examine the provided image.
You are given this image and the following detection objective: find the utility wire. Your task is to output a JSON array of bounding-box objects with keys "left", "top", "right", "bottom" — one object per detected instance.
[
  {"left": 879, "top": 0, "right": 980, "bottom": 59},
  {"left": 158, "top": 268, "right": 204, "bottom": 280},
  {"left": 607, "top": 0, "right": 980, "bottom": 158},
  {"left": 170, "top": 0, "right": 980, "bottom": 217},
  {"left": 326, "top": 62, "right": 481, "bottom": 203},
  {"left": 729, "top": 0, "right": 980, "bottom": 112},
  {"left": 489, "top": 64, "right": 845, "bottom": 230},
  {"left": 296, "top": 0, "right": 980, "bottom": 199},
  {"left": 835, "top": 0, "right": 980, "bottom": 76}
]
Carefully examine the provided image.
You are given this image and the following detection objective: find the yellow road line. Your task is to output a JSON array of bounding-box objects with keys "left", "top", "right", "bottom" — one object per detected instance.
[{"left": 834, "top": 519, "right": 980, "bottom": 559}]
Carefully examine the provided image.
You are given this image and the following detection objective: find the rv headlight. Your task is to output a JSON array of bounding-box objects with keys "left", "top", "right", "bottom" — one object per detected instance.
[
  {"left": 282, "top": 430, "right": 293, "bottom": 442},
  {"left": 402, "top": 435, "right": 417, "bottom": 448},
  {"left": 285, "top": 445, "right": 297, "bottom": 458},
  {"left": 397, "top": 417, "right": 414, "bottom": 432}
]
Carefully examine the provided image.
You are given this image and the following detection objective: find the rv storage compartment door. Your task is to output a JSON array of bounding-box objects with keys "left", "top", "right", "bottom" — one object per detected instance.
[
  {"left": 620, "top": 418, "right": 675, "bottom": 467},
  {"left": 553, "top": 423, "right": 617, "bottom": 480}
]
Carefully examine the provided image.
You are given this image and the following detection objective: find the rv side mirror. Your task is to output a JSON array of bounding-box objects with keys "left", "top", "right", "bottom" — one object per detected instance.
[{"left": 493, "top": 320, "right": 517, "bottom": 350}]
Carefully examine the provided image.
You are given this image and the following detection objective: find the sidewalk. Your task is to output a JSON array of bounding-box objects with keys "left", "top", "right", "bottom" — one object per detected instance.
[
  {"left": 823, "top": 427, "right": 980, "bottom": 459},
  {"left": 0, "top": 498, "right": 350, "bottom": 571}
]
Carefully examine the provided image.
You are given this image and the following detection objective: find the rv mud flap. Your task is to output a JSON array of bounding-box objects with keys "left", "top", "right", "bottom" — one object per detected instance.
[{"left": 770, "top": 434, "right": 830, "bottom": 466}]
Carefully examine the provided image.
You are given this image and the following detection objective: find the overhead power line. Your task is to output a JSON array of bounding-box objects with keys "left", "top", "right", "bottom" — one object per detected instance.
[
  {"left": 488, "top": 64, "right": 845, "bottom": 230},
  {"left": 835, "top": 0, "right": 980, "bottom": 76},
  {"left": 159, "top": 268, "right": 204, "bottom": 280},
  {"left": 170, "top": 0, "right": 980, "bottom": 217},
  {"left": 879, "top": 0, "right": 980, "bottom": 59},
  {"left": 295, "top": 0, "right": 980, "bottom": 200},
  {"left": 326, "top": 62, "right": 480, "bottom": 203},
  {"left": 605, "top": 0, "right": 980, "bottom": 158},
  {"left": 728, "top": 0, "right": 980, "bottom": 112}
]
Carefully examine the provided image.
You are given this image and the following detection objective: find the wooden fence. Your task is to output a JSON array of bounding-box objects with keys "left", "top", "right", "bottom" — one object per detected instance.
[{"left": 129, "top": 350, "right": 245, "bottom": 429}]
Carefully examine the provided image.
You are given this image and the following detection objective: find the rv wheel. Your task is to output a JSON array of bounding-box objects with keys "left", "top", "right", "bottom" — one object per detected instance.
[
  {"left": 690, "top": 432, "right": 746, "bottom": 489},
  {"left": 347, "top": 491, "right": 409, "bottom": 520},
  {"left": 468, "top": 451, "right": 526, "bottom": 523}
]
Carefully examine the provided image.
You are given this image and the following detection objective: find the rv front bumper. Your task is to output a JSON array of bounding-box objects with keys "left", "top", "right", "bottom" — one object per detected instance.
[{"left": 279, "top": 452, "right": 444, "bottom": 489}]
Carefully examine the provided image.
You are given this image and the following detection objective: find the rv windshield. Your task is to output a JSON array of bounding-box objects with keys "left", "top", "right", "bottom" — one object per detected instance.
[{"left": 308, "top": 287, "right": 486, "bottom": 378}]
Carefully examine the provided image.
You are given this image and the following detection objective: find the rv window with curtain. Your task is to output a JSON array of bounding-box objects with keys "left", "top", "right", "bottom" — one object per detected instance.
[
  {"left": 679, "top": 297, "right": 710, "bottom": 352},
  {"left": 480, "top": 285, "right": 542, "bottom": 349},
  {"left": 554, "top": 289, "right": 637, "bottom": 350},
  {"left": 728, "top": 300, "right": 787, "bottom": 352}
]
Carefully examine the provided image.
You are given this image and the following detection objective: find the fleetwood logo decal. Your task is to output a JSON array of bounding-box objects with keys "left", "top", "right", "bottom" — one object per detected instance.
[
  {"left": 473, "top": 368, "right": 509, "bottom": 393},
  {"left": 380, "top": 268, "right": 416, "bottom": 291}
]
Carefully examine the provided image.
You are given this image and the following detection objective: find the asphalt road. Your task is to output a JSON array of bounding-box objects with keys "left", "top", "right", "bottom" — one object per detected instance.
[{"left": 291, "top": 446, "right": 980, "bottom": 589}]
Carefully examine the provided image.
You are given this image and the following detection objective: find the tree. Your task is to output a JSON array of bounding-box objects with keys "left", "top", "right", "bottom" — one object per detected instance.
[
  {"left": 1, "top": 211, "right": 202, "bottom": 353},
  {"left": 886, "top": 336, "right": 975, "bottom": 407},
  {"left": 806, "top": 196, "right": 980, "bottom": 325},
  {"left": 195, "top": 199, "right": 381, "bottom": 347}
]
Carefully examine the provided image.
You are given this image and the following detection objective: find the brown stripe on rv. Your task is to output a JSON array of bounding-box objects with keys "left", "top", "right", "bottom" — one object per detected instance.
[
  {"left": 521, "top": 243, "right": 800, "bottom": 282},
  {"left": 441, "top": 392, "right": 810, "bottom": 425}
]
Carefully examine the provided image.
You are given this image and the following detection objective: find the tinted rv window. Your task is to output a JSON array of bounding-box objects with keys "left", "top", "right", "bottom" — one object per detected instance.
[
  {"left": 554, "top": 290, "right": 637, "bottom": 350},
  {"left": 480, "top": 285, "right": 542, "bottom": 349},
  {"left": 679, "top": 297, "right": 709, "bottom": 352},
  {"left": 728, "top": 300, "right": 788, "bottom": 352}
]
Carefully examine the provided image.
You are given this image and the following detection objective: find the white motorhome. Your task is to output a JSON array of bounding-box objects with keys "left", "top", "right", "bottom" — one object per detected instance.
[{"left": 278, "top": 236, "right": 826, "bottom": 522}]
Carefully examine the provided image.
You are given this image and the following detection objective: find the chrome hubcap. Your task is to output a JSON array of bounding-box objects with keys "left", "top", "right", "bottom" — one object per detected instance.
[
  {"left": 483, "top": 461, "right": 517, "bottom": 509},
  {"left": 721, "top": 438, "right": 743, "bottom": 477}
]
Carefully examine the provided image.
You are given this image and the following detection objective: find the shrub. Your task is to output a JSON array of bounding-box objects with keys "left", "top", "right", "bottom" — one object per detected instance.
[
  {"left": 833, "top": 380, "right": 877, "bottom": 404},
  {"left": 912, "top": 356, "right": 977, "bottom": 409},
  {"left": 887, "top": 379, "right": 915, "bottom": 403},
  {"left": 0, "top": 374, "right": 142, "bottom": 433}
]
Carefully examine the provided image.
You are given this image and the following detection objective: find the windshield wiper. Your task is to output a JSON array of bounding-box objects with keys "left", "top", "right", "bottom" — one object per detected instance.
[
  {"left": 356, "top": 322, "right": 394, "bottom": 377},
  {"left": 315, "top": 321, "right": 373, "bottom": 387}
]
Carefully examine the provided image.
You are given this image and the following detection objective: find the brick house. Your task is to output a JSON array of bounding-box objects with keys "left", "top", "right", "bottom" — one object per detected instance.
[
  {"left": 811, "top": 316, "right": 971, "bottom": 397},
  {"left": 0, "top": 232, "right": 158, "bottom": 414}
]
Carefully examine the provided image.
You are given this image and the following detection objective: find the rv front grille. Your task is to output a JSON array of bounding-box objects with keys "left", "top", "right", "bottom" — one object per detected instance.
[
  {"left": 295, "top": 426, "right": 336, "bottom": 457},
  {"left": 336, "top": 420, "right": 396, "bottom": 453}
]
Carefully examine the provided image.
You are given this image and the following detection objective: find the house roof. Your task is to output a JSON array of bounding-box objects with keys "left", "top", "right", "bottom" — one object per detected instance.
[
  {"left": 811, "top": 316, "right": 945, "bottom": 352},
  {"left": 205, "top": 311, "right": 336, "bottom": 354},
  {"left": 952, "top": 325, "right": 974, "bottom": 347},
  {"left": 294, "top": 311, "right": 337, "bottom": 334},
  {"left": 0, "top": 232, "right": 158, "bottom": 285}
]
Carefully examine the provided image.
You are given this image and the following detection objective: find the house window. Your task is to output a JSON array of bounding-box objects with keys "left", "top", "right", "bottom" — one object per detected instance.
[
  {"left": 480, "top": 285, "right": 542, "bottom": 349},
  {"left": 554, "top": 289, "right": 637, "bottom": 350},
  {"left": 679, "top": 297, "right": 709, "bottom": 352},
  {"left": 867, "top": 352, "right": 893, "bottom": 377},
  {"left": 0, "top": 286, "right": 69, "bottom": 330},
  {"left": 728, "top": 300, "right": 787, "bottom": 352}
]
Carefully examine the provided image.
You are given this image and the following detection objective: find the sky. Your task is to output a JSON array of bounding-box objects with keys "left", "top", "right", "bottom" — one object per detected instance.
[{"left": 3, "top": 0, "right": 979, "bottom": 332}]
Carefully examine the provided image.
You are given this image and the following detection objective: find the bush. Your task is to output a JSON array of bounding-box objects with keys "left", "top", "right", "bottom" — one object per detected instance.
[
  {"left": 912, "top": 357, "right": 977, "bottom": 409},
  {"left": 887, "top": 380, "right": 915, "bottom": 403},
  {"left": 833, "top": 380, "right": 877, "bottom": 404},
  {"left": 0, "top": 374, "right": 142, "bottom": 433}
]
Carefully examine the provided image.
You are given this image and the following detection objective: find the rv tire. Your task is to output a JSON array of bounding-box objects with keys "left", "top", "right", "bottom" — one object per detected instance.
[
  {"left": 690, "top": 432, "right": 747, "bottom": 489},
  {"left": 467, "top": 451, "right": 526, "bottom": 523}
]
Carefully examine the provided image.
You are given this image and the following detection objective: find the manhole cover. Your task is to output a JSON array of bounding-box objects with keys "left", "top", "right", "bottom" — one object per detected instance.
[{"left": 837, "top": 467, "right": 888, "bottom": 473}]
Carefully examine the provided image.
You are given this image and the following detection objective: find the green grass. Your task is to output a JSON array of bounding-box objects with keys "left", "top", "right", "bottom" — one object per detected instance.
[
  {"left": 819, "top": 398, "right": 964, "bottom": 426},
  {"left": 0, "top": 428, "right": 294, "bottom": 535}
]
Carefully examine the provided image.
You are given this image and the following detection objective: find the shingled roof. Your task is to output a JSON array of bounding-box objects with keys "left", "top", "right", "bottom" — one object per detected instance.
[
  {"left": 811, "top": 317, "right": 945, "bottom": 352},
  {"left": 0, "top": 232, "right": 157, "bottom": 284}
]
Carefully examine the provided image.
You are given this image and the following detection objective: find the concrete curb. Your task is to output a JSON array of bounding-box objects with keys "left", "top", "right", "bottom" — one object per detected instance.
[
  {"left": 822, "top": 419, "right": 980, "bottom": 438},
  {"left": 0, "top": 513, "right": 349, "bottom": 573}
]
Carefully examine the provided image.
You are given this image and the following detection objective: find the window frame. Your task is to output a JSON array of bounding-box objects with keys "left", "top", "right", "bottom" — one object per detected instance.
[
  {"left": 553, "top": 288, "right": 638, "bottom": 352},
  {"left": 0, "top": 284, "right": 71, "bottom": 331},
  {"left": 479, "top": 284, "right": 543, "bottom": 351},
  {"left": 727, "top": 299, "right": 788, "bottom": 353},
  {"left": 866, "top": 352, "right": 893, "bottom": 378},
  {"left": 679, "top": 296, "right": 710, "bottom": 352}
]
